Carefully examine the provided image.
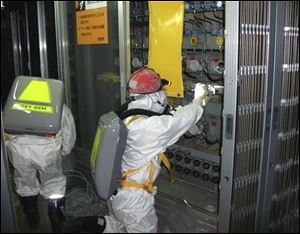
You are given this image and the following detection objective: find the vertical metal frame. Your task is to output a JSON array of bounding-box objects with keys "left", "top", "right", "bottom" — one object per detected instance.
[
  {"left": 16, "top": 11, "right": 23, "bottom": 74},
  {"left": 218, "top": 1, "right": 239, "bottom": 232},
  {"left": 118, "top": 1, "right": 131, "bottom": 104},
  {"left": 255, "top": 1, "right": 286, "bottom": 232},
  {"left": 25, "top": 2, "right": 32, "bottom": 75},
  {"left": 10, "top": 11, "right": 21, "bottom": 77},
  {"left": 54, "top": 1, "right": 72, "bottom": 107},
  {"left": 37, "top": 1, "right": 49, "bottom": 78}
]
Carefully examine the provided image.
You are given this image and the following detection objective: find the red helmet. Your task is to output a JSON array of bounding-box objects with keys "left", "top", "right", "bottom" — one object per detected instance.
[{"left": 128, "top": 68, "right": 162, "bottom": 94}]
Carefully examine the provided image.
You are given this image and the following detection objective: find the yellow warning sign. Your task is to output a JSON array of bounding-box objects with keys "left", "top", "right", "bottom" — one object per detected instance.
[
  {"left": 12, "top": 102, "right": 53, "bottom": 114},
  {"left": 76, "top": 7, "right": 108, "bottom": 44}
]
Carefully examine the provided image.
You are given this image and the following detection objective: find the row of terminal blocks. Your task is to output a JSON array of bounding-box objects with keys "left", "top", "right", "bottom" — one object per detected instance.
[{"left": 165, "top": 147, "right": 220, "bottom": 184}]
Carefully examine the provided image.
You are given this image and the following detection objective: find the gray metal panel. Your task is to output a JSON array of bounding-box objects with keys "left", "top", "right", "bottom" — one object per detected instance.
[
  {"left": 76, "top": 45, "right": 97, "bottom": 149},
  {"left": 92, "top": 111, "right": 128, "bottom": 200},
  {"left": 54, "top": 1, "right": 72, "bottom": 108},
  {"left": 255, "top": 2, "right": 286, "bottom": 232},
  {"left": 168, "top": 145, "right": 220, "bottom": 164},
  {"left": 3, "top": 76, "right": 64, "bottom": 135},
  {"left": 37, "top": 1, "right": 49, "bottom": 78},
  {"left": 118, "top": 1, "right": 131, "bottom": 104},
  {"left": 1, "top": 112, "right": 17, "bottom": 233},
  {"left": 218, "top": 1, "right": 239, "bottom": 232},
  {"left": 66, "top": 1, "right": 122, "bottom": 149}
]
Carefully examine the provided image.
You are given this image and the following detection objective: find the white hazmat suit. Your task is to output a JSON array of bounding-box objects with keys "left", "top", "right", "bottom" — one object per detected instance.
[
  {"left": 5, "top": 104, "right": 76, "bottom": 199},
  {"left": 104, "top": 90, "right": 204, "bottom": 233}
]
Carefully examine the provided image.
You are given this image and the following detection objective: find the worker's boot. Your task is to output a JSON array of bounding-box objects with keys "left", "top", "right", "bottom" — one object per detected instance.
[
  {"left": 47, "top": 197, "right": 65, "bottom": 233},
  {"left": 19, "top": 195, "right": 39, "bottom": 231},
  {"left": 63, "top": 216, "right": 106, "bottom": 233}
]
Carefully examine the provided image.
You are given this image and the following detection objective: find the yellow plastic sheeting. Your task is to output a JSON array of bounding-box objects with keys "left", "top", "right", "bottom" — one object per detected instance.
[{"left": 148, "top": 1, "right": 184, "bottom": 98}]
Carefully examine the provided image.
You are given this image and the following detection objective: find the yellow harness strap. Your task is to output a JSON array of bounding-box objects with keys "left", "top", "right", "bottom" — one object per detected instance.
[
  {"left": 120, "top": 153, "right": 174, "bottom": 193},
  {"left": 120, "top": 115, "right": 174, "bottom": 193},
  {"left": 120, "top": 161, "right": 156, "bottom": 193},
  {"left": 159, "top": 153, "right": 175, "bottom": 184},
  {"left": 123, "top": 115, "right": 141, "bottom": 126}
]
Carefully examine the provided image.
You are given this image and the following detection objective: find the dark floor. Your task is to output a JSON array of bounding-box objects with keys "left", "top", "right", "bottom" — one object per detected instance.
[
  {"left": 11, "top": 149, "right": 218, "bottom": 233},
  {"left": 14, "top": 191, "right": 217, "bottom": 233},
  {"left": 12, "top": 152, "right": 108, "bottom": 233},
  {"left": 14, "top": 193, "right": 51, "bottom": 233}
]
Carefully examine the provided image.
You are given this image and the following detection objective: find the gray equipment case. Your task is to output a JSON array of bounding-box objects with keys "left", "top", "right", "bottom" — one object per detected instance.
[
  {"left": 90, "top": 111, "right": 128, "bottom": 200},
  {"left": 3, "top": 76, "right": 64, "bottom": 135}
]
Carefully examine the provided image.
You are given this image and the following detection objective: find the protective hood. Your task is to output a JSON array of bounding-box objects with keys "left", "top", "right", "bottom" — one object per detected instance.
[{"left": 128, "top": 90, "right": 167, "bottom": 114}]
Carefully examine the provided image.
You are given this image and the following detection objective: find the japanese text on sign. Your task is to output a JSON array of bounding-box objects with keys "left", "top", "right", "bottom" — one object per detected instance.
[{"left": 76, "top": 7, "right": 108, "bottom": 44}]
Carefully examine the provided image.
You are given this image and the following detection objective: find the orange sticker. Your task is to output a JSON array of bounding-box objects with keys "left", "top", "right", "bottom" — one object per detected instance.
[{"left": 76, "top": 7, "right": 108, "bottom": 44}]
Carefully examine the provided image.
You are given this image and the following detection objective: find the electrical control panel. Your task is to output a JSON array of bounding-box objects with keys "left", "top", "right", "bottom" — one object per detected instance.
[{"left": 130, "top": 1, "right": 224, "bottom": 191}]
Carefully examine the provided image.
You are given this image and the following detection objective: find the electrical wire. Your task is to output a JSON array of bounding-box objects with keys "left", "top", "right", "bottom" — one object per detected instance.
[
  {"left": 63, "top": 170, "right": 101, "bottom": 203},
  {"left": 183, "top": 71, "right": 199, "bottom": 79},
  {"left": 183, "top": 68, "right": 223, "bottom": 82},
  {"left": 202, "top": 11, "right": 223, "bottom": 25},
  {"left": 202, "top": 68, "right": 223, "bottom": 81},
  {"left": 62, "top": 169, "right": 109, "bottom": 218},
  {"left": 213, "top": 9, "right": 224, "bottom": 21}
]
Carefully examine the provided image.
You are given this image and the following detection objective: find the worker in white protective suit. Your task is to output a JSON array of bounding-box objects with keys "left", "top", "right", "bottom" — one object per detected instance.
[
  {"left": 103, "top": 68, "right": 210, "bottom": 233},
  {"left": 65, "top": 68, "right": 211, "bottom": 233},
  {"left": 5, "top": 104, "right": 76, "bottom": 232}
]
